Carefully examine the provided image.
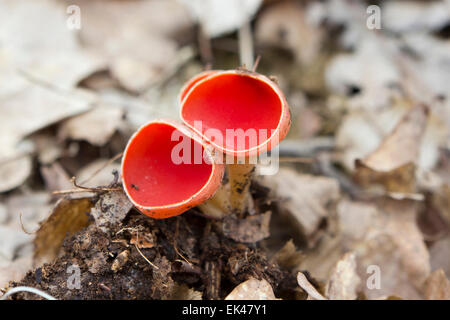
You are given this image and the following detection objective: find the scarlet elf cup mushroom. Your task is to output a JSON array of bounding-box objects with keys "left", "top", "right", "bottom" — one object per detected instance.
[
  {"left": 180, "top": 70, "right": 290, "bottom": 215},
  {"left": 121, "top": 119, "right": 224, "bottom": 219}
]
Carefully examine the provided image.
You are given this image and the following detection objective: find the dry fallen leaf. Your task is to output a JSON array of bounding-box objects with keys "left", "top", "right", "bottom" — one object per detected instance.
[
  {"left": 34, "top": 197, "right": 94, "bottom": 266},
  {"left": 423, "top": 269, "right": 450, "bottom": 300},
  {"left": 225, "top": 278, "right": 278, "bottom": 300},
  {"left": 260, "top": 168, "right": 340, "bottom": 245},
  {"left": 90, "top": 191, "right": 133, "bottom": 233},
  {"left": 169, "top": 283, "right": 203, "bottom": 300},
  {"left": 70, "top": 0, "right": 192, "bottom": 92},
  {"left": 271, "top": 239, "right": 304, "bottom": 271},
  {"left": 325, "top": 252, "right": 360, "bottom": 300},
  {"left": 429, "top": 237, "right": 450, "bottom": 278},
  {"left": 301, "top": 197, "right": 430, "bottom": 300},
  {"left": 0, "top": 156, "right": 32, "bottom": 193},
  {"left": 360, "top": 105, "right": 428, "bottom": 172},
  {"left": 58, "top": 105, "right": 124, "bottom": 147},
  {"left": 354, "top": 104, "right": 429, "bottom": 193},
  {"left": 255, "top": 1, "right": 324, "bottom": 66}
]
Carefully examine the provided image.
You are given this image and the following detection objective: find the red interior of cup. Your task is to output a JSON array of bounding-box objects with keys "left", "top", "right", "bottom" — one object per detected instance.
[
  {"left": 181, "top": 73, "right": 283, "bottom": 153},
  {"left": 122, "top": 122, "right": 213, "bottom": 207}
]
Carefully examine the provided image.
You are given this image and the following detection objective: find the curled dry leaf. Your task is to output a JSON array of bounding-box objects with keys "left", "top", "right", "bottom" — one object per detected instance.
[
  {"left": 0, "top": 0, "right": 105, "bottom": 89},
  {"left": 255, "top": 1, "right": 324, "bottom": 65},
  {"left": 301, "top": 198, "right": 430, "bottom": 300},
  {"left": 90, "top": 191, "right": 133, "bottom": 233},
  {"left": 429, "top": 237, "right": 450, "bottom": 277},
  {"left": 71, "top": 0, "right": 193, "bottom": 92},
  {"left": 58, "top": 105, "right": 124, "bottom": 147},
  {"left": 354, "top": 104, "right": 429, "bottom": 193},
  {"left": 169, "top": 283, "right": 202, "bottom": 300},
  {"left": 360, "top": 105, "right": 428, "bottom": 172},
  {"left": 260, "top": 168, "right": 340, "bottom": 245},
  {"left": 0, "top": 156, "right": 32, "bottom": 193},
  {"left": 76, "top": 159, "right": 121, "bottom": 189},
  {"left": 34, "top": 197, "right": 94, "bottom": 267},
  {"left": 271, "top": 239, "right": 304, "bottom": 271},
  {"left": 296, "top": 272, "right": 326, "bottom": 300},
  {"left": 225, "top": 278, "right": 278, "bottom": 300},
  {"left": 423, "top": 269, "right": 450, "bottom": 300},
  {"left": 325, "top": 252, "right": 360, "bottom": 300}
]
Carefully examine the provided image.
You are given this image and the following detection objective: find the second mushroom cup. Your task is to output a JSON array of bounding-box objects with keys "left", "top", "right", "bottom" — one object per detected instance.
[{"left": 122, "top": 69, "right": 290, "bottom": 220}]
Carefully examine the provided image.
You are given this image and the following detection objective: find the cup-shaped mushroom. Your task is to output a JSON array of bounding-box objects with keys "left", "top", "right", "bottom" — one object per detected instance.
[
  {"left": 121, "top": 119, "right": 224, "bottom": 219},
  {"left": 180, "top": 70, "right": 290, "bottom": 158},
  {"left": 179, "top": 70, "right": 219, "bottom": 104}
]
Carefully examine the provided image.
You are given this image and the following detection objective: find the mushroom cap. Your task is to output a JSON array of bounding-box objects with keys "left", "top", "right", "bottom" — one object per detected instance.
[
  {"left": 121, "top": 119, "right": 224, "bottom": 219},
  {"left": 179, "top": 70, "right": 219, "bottom": 104},
  {"left": 180, "top": 70, "right": 290, "bottom": 158}
]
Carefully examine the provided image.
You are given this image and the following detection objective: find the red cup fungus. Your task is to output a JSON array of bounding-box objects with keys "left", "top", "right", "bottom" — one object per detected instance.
[
  {"left": 121, "top": 119, "right": 224, "bottom": 219},
  {"left": 179, "top": 70, "right": 290, "bottom": 214},
  {"left": 180, "top": 70, "right": 290, "bottom": 158}
]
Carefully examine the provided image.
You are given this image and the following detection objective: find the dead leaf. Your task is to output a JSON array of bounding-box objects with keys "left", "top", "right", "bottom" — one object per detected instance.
[
  {"left": 90, "top": 191, "right": 132, "bottom": 233},
  {"left": 429, "top": 237, "right": 450, "bottom": 278},
  {"left": 255, "top": 1, "right": 324, "bottom": 65},
  {"left": 354, "top": 105, "right": 429, "bottom": 193},
  {"left": 76, "top": 159, "right": 121, "bottom": 189},
  {"left": 222, "top": 211, "right": 271, "bottom": 243},
  {"left": 297, "top": 272, "right": 326, "bottom": 300},
  {"left": 70, "top": 0, "right": 192, "bottom": 92},
  {"left": 271, "top": 239, "right": 303, "bottom": 271},
  {"left": 169, "top": 283, "right": 202, "bottom": 300},
  {"left": 40, "top": 162, "right": 73, "bottom": 192},
  {"left": 361, "top": 104, "right": 428, "bottom": 172},
  {"left": 180, "top": 0, "right": 262, "bottom": 38},
  {"left": 0, "top": 156, "right": 32, "bottom": 193},
  {"left": 0, "top": 0, "right": 105, "bottom": 89},
  {"left": 260, "top": 168, "right": 340, "bottom": 245},
  {"left": 58, "top": 105, "right": 124, "bottom": 146},
  {"left": 423, "top": 269, "right": 450, "bottom": 300},
  {"left": 34, "top": 197, "right": 94, "bottom": 266},
  {"left": 225, "top": 278, "right": 278, "bottom": 300},
  {"left": 325, "top": 252, "right": 360, "bottom": 300},
  {"left": 301, "top": 198, "right": 430, "bottom": 299}
]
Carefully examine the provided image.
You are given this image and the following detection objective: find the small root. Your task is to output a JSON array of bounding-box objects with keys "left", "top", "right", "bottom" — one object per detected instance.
[{"left": 0, "top": 286, "right": 57, "bottom": 300}]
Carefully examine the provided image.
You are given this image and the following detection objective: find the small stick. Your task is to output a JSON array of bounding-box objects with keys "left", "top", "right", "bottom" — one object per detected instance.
[
  {"left": 134, "top": 233, "right": 159, "bottom": 270},
  {"left": 80, "top": 152, "right": 123, "bottom": 185},
  {"left": 173, "top": 218, "right": 192, "bottom": 266},
  {"left": 19, "top": 213, "right": 36, "bottom": 235}
]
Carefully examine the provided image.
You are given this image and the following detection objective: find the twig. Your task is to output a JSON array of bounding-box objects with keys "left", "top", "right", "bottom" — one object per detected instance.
[
  {"left": 19, "top": 213, "right": 37, "bottom": 235},
  {"left": 238, "top": 20, "right": 254, "bottom": 69},
  {"left": 278, "top": 156, "right": 315, "bottom": 163},
  {"left": 134, "top": 233, "right": 159, "bottom": 270},
  {"left": 252, "top": 55, "right": 261, "bottom": 72},
  {"left": 80, "top": 152, "right": 123, "bottom": 185},
  {"left": 52, "top": 176, "right": 122, "bottom": 195},
  {"left": 0, "top": 286, "right": 57, "bottom": 300},
  {"left": 173, "top": 218, "right": 192, "bottom": 266}
]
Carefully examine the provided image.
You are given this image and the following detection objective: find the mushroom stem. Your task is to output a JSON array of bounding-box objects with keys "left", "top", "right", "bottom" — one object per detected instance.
[
  {"left": 228, "top": 160, "right": 255, "bottom": 216},
  {"left": 198, "top": 182, "right": 230, "bottom": 219}
]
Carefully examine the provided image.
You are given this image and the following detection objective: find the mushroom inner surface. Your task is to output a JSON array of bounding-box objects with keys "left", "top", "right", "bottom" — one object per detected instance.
[
  {"left": 123, "top": 123, "right": 213, "bottom": 207},
  {"left": 181, "top": 73, "right": 283, "bottom": 152}
]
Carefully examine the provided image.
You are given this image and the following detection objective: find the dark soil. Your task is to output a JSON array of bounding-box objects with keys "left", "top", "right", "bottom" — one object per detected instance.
[{"left": 10, "top": 185, "right": 299, "bottom": 300}]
